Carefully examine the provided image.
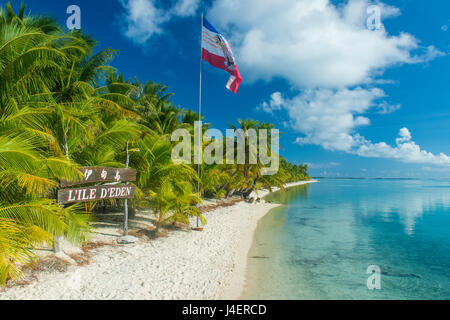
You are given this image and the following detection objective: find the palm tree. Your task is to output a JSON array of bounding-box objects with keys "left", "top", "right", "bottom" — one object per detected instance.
[
  {"left": 145, "top": 180, "right": 204, "bottom": 233},
  {"left": 0, "top": 2, "right": 311, "bottom": 286},
  {"left": 223, "top": 119, "right": 286, "bottom": 198},
  {"left": 171, "top": 181, "right": 204, "bottom": 226},
  {"left": 0, "top": 6, "right": 92, "bottom": 284},
  {"left": 135, "top": 135, "right": 201, "bottom": 233},
  {"left": 0, "top": 134, "right": 91, "bottom": 284},
  {"left": 0, "top": 2, "right": 60, "bottom": 34},
  {"left": 133, "top": 81, "right": 183, "bottom": 136}
]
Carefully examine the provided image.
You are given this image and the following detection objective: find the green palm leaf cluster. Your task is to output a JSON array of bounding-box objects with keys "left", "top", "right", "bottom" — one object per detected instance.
[
  {"left": 0, "top": 2, "right": 310, "bottom": 286},
  {"left": 0, "top": 4, "right": 96, "bottom": 284},
  {"left": 199, "top": 119, "right": 311, "bottom": 199}
]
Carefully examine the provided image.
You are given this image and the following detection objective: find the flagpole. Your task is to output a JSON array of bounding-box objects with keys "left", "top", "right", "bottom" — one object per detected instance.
[{"left": 197, "top": 13, "right": 204, "bottom": 229}]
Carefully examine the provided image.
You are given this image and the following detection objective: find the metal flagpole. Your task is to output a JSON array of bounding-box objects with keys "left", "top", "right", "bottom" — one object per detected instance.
[{"left": 197, "top": 13, "right": 204, "bottom": 229}]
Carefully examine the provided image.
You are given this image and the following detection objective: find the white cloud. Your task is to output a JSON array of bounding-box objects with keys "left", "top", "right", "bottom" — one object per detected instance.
[
  {"left": 283, "top": 87, "right": 383, "bottom": 151},
  {"left": 256, "top": 92, "right": 283, "bottom": 114},
  {"left": 118, "top": 0, "right": 447, "bottom": 167},
  {"left": 172, "top": 0, "right": 200, "bottom": 17},
  {"left": 307, "top": 162, "right": 341, "bottom": 169},
  {"left": 396, "top": 127, "right": 412, "bottom": 143},
  {"left": 209, "top": 0, "right": 444, "bottom": 88},
  {"left": 343, "top": 0, "right": 400, "bottom": 28},
  {"left": 208, "top": 0, "right": 447, "bottom": 167},
  {"left": 376, "top": 101, "right": 401, "bottom": 114},
  {"left": 119, "top": 0, "right": 167, "bottom": 44},
  {"left": 355, "top": 128, "right": 450, "bottom": 165},
  {"left": 263, "top": 90, "right": 450, "bottom": 166},
  {"left": 119, "top": 0, "right": 199, "bottom": 44}
]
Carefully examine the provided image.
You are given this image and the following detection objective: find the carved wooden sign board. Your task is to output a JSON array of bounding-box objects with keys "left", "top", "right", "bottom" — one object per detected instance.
[
  {"left": 60, "top": 167, "right": 137, "bottom": 187},
  {"left": 58, "top": 167, "right": 137, "bottom": 204}
]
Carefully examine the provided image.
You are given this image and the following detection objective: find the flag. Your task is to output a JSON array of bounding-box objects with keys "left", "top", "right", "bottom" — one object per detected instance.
[{"left": 202, "top": 17, "right": 242, "bottom": 93}]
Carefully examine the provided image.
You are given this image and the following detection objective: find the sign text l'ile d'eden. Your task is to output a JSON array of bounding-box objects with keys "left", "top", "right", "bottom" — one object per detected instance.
[
  {"left": 58, "top": 185, "right": 136, "bottom": 204},
  {"left": 58, "top": 167, "right": 137, "bottom": 204}
]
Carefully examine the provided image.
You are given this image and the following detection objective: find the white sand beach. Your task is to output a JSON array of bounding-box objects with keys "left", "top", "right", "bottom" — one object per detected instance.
[{"left": 0, "top": 181, "right": 317, "bottom": 300}]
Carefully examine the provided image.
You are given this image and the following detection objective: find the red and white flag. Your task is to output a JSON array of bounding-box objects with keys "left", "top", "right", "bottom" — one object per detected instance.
[{"left": 202, "top": 17, "right": 242, "bottom": 93}]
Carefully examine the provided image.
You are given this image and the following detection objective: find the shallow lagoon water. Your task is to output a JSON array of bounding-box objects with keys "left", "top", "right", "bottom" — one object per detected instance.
[{"left": 242, "top": 179, "right": 450, "bottom": 299}]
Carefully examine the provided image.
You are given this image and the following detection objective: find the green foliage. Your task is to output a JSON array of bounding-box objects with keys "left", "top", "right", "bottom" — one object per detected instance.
[{"left": 0, "top": 2, "right": 310, "bottom": 286}]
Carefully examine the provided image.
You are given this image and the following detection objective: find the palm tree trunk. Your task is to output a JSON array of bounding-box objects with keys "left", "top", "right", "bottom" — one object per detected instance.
[
  {"left": 219, "top": 169, "right": 239, "bottom": 197},
  {"left": 243, "top": 177, "right": 259, "bottom": 199},
  {"left": 155, "top": 205, "right": 163, "bottom": 234},
  {"left": 63, "top": 120, "right": 71, "bottom": 160},
  {"left": 55, "top": 120, "right": 71, "bottom": 253}
]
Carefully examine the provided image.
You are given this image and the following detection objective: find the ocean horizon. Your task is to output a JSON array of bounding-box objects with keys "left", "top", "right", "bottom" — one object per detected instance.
[{"left": 242, "top": 179, "right": 450, "bottom": 300}]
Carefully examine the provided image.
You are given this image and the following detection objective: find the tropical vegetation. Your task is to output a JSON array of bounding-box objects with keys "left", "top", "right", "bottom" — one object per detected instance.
[{"left": 0, "top": 2, "right": 310, "bottom": 285}]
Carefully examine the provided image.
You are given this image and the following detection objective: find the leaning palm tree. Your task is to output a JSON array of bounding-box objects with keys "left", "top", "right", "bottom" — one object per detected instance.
[{"left": 224, "top": 119, "right": 285, "bottom": 198}]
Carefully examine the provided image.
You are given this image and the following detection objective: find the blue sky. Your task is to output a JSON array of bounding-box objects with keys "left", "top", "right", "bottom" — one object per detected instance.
[{"left": 10, "top": 0, "right": 450, "bottom": 178}]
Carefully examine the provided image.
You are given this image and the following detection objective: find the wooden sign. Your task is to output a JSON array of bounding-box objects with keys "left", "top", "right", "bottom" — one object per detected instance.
[
  {"left": 58, "top": 185, "right": 136, "bottom": 204},
  {"left": 61, "top": 167, "right": 137, "bottom": 187}
]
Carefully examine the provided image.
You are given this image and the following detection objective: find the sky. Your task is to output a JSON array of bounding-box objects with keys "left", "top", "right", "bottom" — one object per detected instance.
[{"left": 8, "top": 0, "right": 450, "bottom": 178}]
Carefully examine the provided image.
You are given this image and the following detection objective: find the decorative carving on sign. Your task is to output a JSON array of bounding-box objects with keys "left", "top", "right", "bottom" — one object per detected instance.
[
  {"left": 60, "top": 167, "right": 136, "bottom": 187},
  {"left": 114, "top": 170, "right": 121, "bottom": 182},
  {"left": 58, "top": 167, "right": 137, "bottom": 204}
]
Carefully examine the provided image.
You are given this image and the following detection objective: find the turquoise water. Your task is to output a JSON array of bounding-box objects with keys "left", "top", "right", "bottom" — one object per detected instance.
[{"left": 242, "top": 179, "right": 450, "bottom": 300}]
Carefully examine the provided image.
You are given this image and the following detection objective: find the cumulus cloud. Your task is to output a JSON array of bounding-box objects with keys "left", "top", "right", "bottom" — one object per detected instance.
[
  {"left": 209, "top": 0, "right": 444, "bottom": 88},
  {"left": 118, "top": 0, "right": 447, "bottom": 167},
  {"left": 207, "top": 0, "right": 446, "bottom": 166},
  {"left": 119, "top": 0, "right": 167, "bottom": 44},
  {"left": 396, "top": 127, "right": 412, "bottom": 143},
  {"left": 355, "top": 128, "right": 450, "bottom": 165},
  {"left": 256, "top": 92, "right": 283, "bottom": 114},
  {"left": 283, "top": 87, "right": 383, "bottom": 151},
  {"left": 261, "top": 90, "right": 450, "bottom": 166},
  {"left": 376, "top": 101, "right": 401, "bottom": 114},
  {"left": 172, "top": 0, "right": 200, "bottom": 17},
  {"left": 119, "top": 0, "right": 200, "bottom": 44}
]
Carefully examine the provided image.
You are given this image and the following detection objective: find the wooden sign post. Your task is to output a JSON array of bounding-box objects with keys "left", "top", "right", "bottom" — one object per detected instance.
[{"left": 57, "top": 166, "right": 137, "bottom": 251}]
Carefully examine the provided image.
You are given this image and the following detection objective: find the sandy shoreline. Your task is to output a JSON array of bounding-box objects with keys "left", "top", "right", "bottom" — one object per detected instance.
[
  {"left": 0, "top": 180, "right": 317, "bottom": 300},
  {"left": 220, "top": 180, "right": 318, "bottom": 300}
]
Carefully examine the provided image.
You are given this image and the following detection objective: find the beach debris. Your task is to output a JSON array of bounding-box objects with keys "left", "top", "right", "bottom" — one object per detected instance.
[
  {"left": 32, "top": 255, "right": 72, "bottom": 274},
  {"left": 117, "top": 235, "right": 139, "bottom": 245},
  {"left": 67, "top": 252, "right": 91, "bottom": 266},
  {"left": 82, "top": 241, "right": 112, "bottom": 252},
  {"left": 55, "top": 252, "right": 77, "bottom": 265}
]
